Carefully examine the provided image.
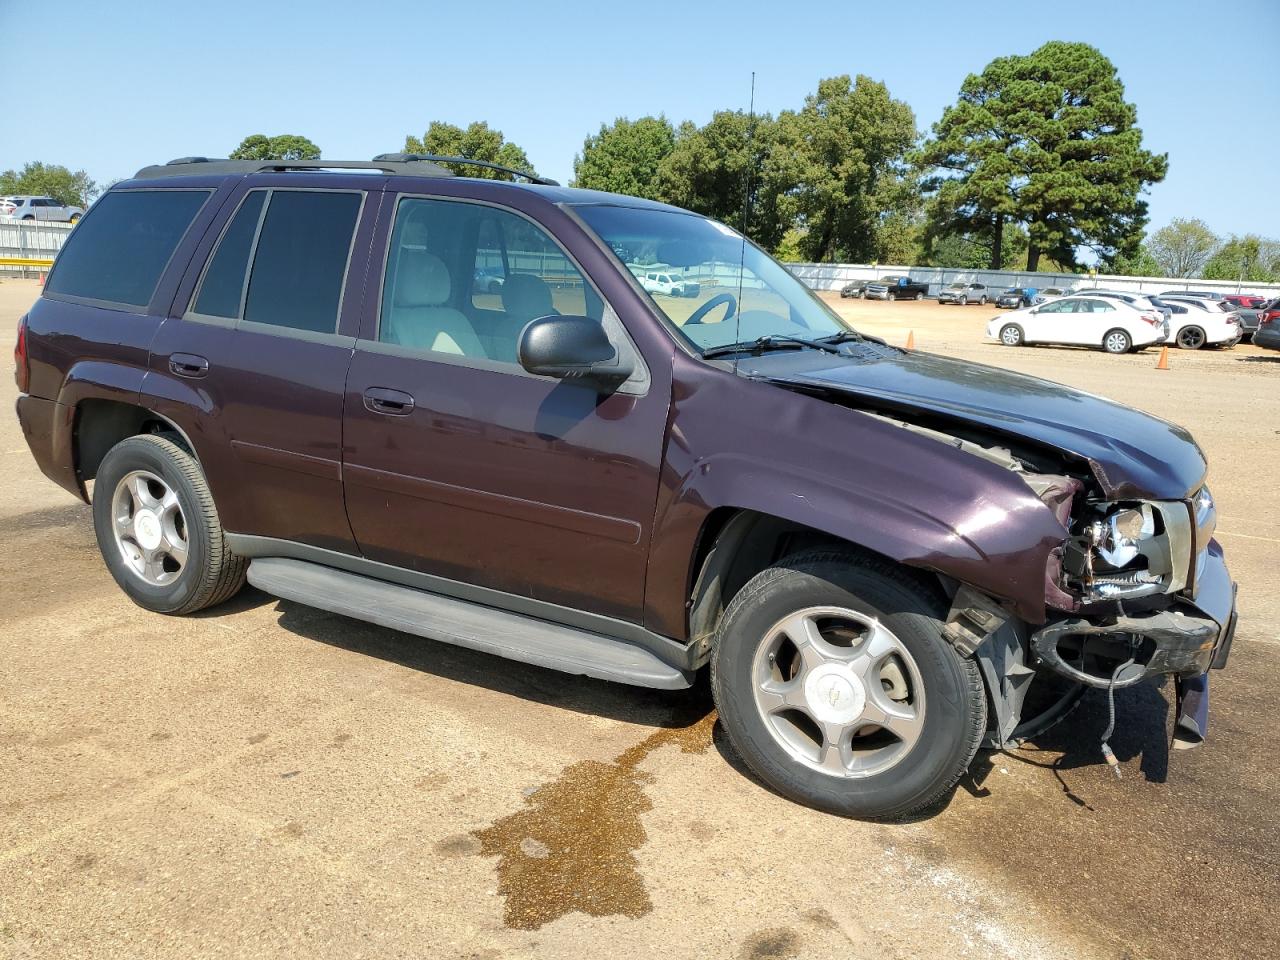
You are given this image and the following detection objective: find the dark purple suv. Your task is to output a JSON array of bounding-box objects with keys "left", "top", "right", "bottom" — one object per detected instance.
[{"left": 14, "top": 155, "right": 1237, "bottom": 818}]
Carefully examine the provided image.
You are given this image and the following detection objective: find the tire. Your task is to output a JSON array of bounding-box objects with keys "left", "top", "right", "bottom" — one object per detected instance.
[
  {"left": 979, "top": 296, "right": 988, "bottom": 305},
  {"left": 914, "top": 292, "right": 924, "bottom": 301},
  {"left": 959, "top": 296, "right": 968, "bottom": 306},
  {"left": 92, "top": 434, "right": 246, "bottom": 615},
  {"left": 710, "top": 551, "right": 986, "bottom": 820},
  {"left": 69, "top": 213, "right": 81, "bottom": 223},
  {"left": 999, "top": 323, "right": 1024, "bottom": 346},
  {"left": 1102, "top": 328, "right": 1132, "bottom": 354},
  {"left": 1177, "top": 326, "right": 1206, "bottom": 350},
  {"left": 857, "top": 290, "right": 865, "bottom": 299}
]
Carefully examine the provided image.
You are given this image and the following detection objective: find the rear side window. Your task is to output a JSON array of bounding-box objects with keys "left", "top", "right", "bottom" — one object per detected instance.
[
  {"left": 46, "top": 190, "right": 208, "bottom": 308},
  {"left": 193, "top": 191, "right": 266, "bottom": 318},
  {"left": 242, "top": 190, "right": 362, "bottom": 333}
]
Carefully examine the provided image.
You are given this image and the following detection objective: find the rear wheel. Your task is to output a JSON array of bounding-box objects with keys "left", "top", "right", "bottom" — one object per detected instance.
[
  {"left": 1177, "top": 325, "right": 1206, "bottom": 350},
  {"left": 914, "top": 292, "right": 924, "bottom": 301},
  {"left": 711, "top": 552, "right": 986, "bottom": 819},
  {"left": 1103, "top": 328, "right": 1132, "bottom": 354},
  {"left": 92, "top": 435, "right": 246, "bottom": 615},
  {"left": 999, "top": 323, "right": 1024, "bottom": 346},
  {"left": 69, "top": 213, "right": 81, "bottom": 223},
  {"left": 959, "top": 295, "right": 968, "bottom": 306}
]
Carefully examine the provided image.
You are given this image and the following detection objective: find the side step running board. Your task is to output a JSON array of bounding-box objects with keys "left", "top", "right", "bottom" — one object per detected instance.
[{"left": 246, "top": 557, "right": 693, "bottom": 690}]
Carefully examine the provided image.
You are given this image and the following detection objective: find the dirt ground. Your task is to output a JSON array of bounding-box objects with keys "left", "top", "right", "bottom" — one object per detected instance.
[{"left": 2, "top": 279, "right": 1277, "bottom": 960}]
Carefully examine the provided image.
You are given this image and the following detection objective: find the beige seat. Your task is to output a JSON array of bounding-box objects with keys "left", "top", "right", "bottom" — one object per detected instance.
[
  {"left": 382, "top": 250, "right": 486, "bottom": 358},
  {"left": 485, "top": 273, "right": 558, "bottom": 362}
]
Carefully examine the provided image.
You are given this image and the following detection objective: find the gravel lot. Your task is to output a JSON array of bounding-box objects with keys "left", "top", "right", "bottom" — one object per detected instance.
[{"left": 2, "top": 279, "right": 1277, "bottom": 960}]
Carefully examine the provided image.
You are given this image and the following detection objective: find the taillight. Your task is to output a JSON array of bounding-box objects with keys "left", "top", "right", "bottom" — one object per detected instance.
[
  {"left": 1141, "top": 313, "right": 1159, "bottom": 326},
  {"left": 14, "top": 315, "right": 29, "bottom": 393}
]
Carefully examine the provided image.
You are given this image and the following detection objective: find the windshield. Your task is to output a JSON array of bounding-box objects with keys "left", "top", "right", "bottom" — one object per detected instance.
[
  {"left": 573, "top": 204, "right": 850, "bottom": 351},
  {"left": 946, "top": 283, "right": 964, "bottom": 290}
]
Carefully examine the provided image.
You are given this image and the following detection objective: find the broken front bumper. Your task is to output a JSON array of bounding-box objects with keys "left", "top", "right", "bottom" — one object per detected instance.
[
  {"left": 1030, "top": 539, "right": 1236, "bottom": 688},
  {"left": 1028, "top": 540, "right": 1235, "bottom": 746}
]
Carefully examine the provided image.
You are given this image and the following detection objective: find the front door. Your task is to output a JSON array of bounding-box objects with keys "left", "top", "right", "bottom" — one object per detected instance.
[{"left": 341, "top": 193, "right": 668, "bottom": 622}]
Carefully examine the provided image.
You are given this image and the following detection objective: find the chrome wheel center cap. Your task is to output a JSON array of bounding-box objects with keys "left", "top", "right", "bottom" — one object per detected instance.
[
  {"left": 134, "top": 510, "right": 163, "bottom": 550},
  {"left": 804, "top": 664, "right": 866, "bottom": 725}
]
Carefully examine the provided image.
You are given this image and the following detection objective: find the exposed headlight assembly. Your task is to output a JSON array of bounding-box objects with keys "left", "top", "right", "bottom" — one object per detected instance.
[{"left": 1065, "top": 501, "right": 1193, "bottom": 600}]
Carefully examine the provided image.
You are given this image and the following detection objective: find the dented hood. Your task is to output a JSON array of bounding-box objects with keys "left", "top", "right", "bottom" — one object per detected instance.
[{"left": 750, "top": 348, "right": 1206, "bottom": 501}]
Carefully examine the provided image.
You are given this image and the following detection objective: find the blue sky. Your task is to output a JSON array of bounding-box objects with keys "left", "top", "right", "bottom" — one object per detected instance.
[{"left": 3, "top": 0, "right": 1276, "bottom": 240}]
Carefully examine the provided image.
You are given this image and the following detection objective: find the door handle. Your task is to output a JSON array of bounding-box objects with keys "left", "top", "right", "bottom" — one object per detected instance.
[
  {"left": 169, "top": 353, "right": 209, "bottom": 378},
  {"left": 363, "top": 387, "right": 415, "bottom": 416}
]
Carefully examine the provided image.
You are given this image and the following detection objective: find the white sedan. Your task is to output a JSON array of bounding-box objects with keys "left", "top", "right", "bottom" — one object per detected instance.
[
  {"left": 987, "top": 295, "right": 1167, "bottom": 354},
  {"left": 1158, "top": 296, "right": 1245, "bottom": 350}
]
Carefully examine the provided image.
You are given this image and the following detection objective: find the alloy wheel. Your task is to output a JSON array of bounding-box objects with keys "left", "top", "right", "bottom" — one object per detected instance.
[
  {"left": 110, "top": 470, "right": 189, "bottom": 585},
  {"left": 1178, "top": 326, "right": 1206, "bottom": 349},
  {"left": 750, "top": 606, "right": 926, "bottom": 779}
]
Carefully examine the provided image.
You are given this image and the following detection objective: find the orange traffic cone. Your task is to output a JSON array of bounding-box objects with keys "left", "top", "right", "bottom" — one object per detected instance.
[
  {"left": 905, "top": 330, "right": 915, "bottom": 349},
  {"left": 1155, "top": 346, "right": 1169, "bottom": 370},
  {"left": 38, "top": 272, "right": 45, "bottom": 287}
]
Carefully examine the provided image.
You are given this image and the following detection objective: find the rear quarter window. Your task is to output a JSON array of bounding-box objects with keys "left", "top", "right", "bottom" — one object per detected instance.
[{"left": 45, "top": 189, "right": 209, "bottom": 308}]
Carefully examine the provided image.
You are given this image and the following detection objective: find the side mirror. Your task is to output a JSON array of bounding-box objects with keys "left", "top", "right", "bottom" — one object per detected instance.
[{"left": 518, "top": 315, "right": 633, "bottom": 389}]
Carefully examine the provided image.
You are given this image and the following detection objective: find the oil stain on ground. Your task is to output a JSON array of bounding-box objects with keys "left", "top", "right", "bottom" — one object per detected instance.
[{"left": 472, "top": 708, "right": 717, "bottom": 930}]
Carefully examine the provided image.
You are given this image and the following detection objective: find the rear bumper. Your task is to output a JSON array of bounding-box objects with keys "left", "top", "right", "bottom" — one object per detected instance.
[{"left": 14, "top": 394, "right": 83, "bottom": 500}]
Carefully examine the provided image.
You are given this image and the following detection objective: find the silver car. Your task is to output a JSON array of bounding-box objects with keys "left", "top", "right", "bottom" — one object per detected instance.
[{"left": 0, "top": 195, "right": 84, "bottom": 222}]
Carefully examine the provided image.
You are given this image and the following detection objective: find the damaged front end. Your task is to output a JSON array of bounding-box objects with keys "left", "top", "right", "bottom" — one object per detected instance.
[{"left": 861, "top": 408, "right": 1237, "bottom": 759}]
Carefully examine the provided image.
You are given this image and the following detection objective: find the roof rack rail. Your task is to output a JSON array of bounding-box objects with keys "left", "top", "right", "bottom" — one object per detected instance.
[
  {"left": 132, "top": 156, "right": 457, "bottom": 180},
  {"left": 373, "top": 153, "right": 559, "bottom": 186}
]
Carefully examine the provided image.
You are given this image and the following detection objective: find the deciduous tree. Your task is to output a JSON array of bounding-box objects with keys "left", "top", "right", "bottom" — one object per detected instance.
[
  {"left": 572, "top": 116, "right": 675, "bottom": 200},
  {"left": 1202, "top": 235, "right": 1280, "bottom": 283},
  {"left": 405, "top": 122, "right": 535, "bottom": 179},
  {"left": 0, "top": 161, "right": 98, "bottom": 206},
  {"left": 229, "top": 134, "right": 321, "bottom": 161},
  {"left": 1146, "top": 218, "right": 1218, "bottom": 277}
]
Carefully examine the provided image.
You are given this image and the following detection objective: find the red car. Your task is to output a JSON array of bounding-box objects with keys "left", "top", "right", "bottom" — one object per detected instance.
[
  {"left": 1258, "top": 299, "right": 1280, "bottom": 326},
  {"left": 1224, "top": 294, "right": 1267, "bottom": 309}
]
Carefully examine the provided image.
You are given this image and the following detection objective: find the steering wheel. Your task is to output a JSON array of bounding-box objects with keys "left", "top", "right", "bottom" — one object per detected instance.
[{"left": 684, "top": 292, "right": 737, "bottom": 326}]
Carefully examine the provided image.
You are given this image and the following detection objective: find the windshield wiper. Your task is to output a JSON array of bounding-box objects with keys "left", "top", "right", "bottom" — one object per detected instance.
[
  {"left": 815, "top": 329, "right": 866, "bottom": 345},
  {"left": 702, "top": 334, "right": 846, "bottom": 359}
]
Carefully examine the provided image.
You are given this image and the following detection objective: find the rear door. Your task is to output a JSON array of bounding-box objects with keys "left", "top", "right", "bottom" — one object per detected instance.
[
  {"left": 144, "top": 180, "right": 377, "bottom": 551},
  {"left": 341, "top": 191, "right": 665, "bottom": 622}
]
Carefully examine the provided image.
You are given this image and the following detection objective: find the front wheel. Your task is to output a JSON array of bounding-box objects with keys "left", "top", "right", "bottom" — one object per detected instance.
[
  {"left": 69, "top": 213, "right": 81, "bottom": 223},
  {"left": 979, "top": 296, "right": 988, "bottom": 305},
  {"left": 711, "top": 552, "right": 986, "bottom": 819},
  {"left": 1000, "top": 323, "right": 1024, "bottom": 346},
  {"left": 1103, "top": 328, "right": 1132, "bottom": 354},
  {"left": 92, "top": 434, "right": 246, "bottom": 615}
]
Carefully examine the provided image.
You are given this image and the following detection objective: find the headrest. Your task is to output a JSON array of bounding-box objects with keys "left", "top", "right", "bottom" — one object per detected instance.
[
  {"left": 501, "top": 273, "right": 555, "bottom": 319},
  {"left": 394, "top": 250, "right": 451, "bottom": 308}
]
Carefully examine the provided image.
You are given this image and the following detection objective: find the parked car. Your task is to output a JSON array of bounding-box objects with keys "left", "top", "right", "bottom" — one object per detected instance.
[
  {"left": 639, "top": 269, "right": 691, "bottom": 297},
  {"left": 15, "top": 154, "right": 1236, "bottom": 819},
  {"left": 0, "top": 194, "right": 85, "bottom": 222},
  {"left": 473, "top": 266, "right": 505, "bottom": 294},
  {"left": 1159, "top": 289, "right": 1224, "bottom": 301},
  {"left": 996, "top": 287, "right": 1035, "bottom": 309},
  {"left": 937, "top": 282, "right": 988, "bottom": 305},
  {"left": 840, "top": 279, "right": 869, "bottom": 298},
  {"left": 1223, "top": 294, "right": 1267, "bottom": 309},
  {"left": 1039, "top": 287, "right": 1068, "bottom": 297},
  {"left": 1228, "top": 305, "right": 1263, "bottom": 342},
  {"left": 1158, "top": 295, "right": 1245, "bottom": 349},
  {"left": 1253, "top": 312, "right": 1280, "bottom": 351},
  {"left": 987, "top": 295, "right": 1167, "bottom": 353},
  {"left": 865, "top": 275, "right": 930, "bottom": 301},
  {"left": 1074, "top": 289, "right": 1172, "bottom": 325}
]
